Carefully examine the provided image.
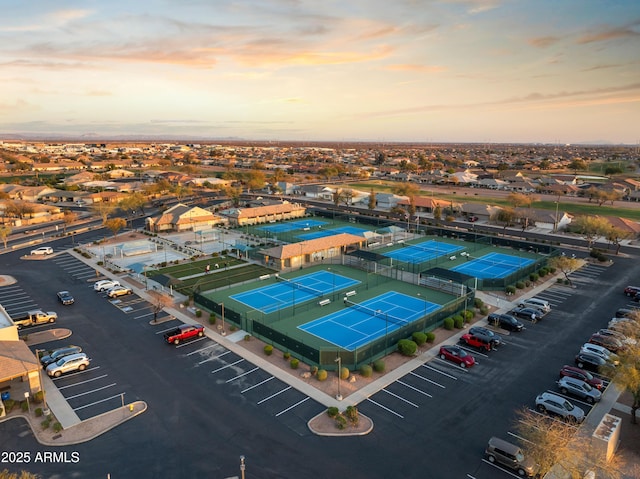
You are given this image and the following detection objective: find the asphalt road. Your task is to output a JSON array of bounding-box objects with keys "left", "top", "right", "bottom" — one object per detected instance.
[{"left": 0, "top": 232, "right": 638, "bottom": 478}]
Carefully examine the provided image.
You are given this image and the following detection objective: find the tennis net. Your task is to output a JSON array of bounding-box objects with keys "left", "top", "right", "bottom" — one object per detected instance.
[
  {"left": 276, "top": 275, "right": 324, "bottom": 298},
  {"left": 469, "top": 257, "right": 520, "bottom": 268},
  {"left": 344, "top": 299, "right": 408, "bottom": 326}
]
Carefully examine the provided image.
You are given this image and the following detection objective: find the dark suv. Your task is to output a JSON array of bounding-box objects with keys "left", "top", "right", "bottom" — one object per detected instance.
[
  {"left": 469, "top": 326, "right": 503, "bottom": 346},
  {"left": 488, "top": 313, "right": 524, "bottom": 332}
]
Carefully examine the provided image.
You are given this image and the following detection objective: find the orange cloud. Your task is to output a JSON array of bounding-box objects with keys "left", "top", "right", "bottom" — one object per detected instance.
[
  {"left": 528, "top": 36, "right": 561, "bottom": 48},
  {"left": 385, "top": 63, "right": 446, "bottom": 73}
]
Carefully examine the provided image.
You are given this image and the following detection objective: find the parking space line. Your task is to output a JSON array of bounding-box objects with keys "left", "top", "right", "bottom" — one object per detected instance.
[
  {"left": 211, "top": 358, "right": 244, "bottom": 373},
  {"left": 421, "top": 364, "right": 458, "bottom": 381},
  {"left": 242, "top": 376, "right": 274, "bottom": 393},
  {"left": 365, "top": 398, "right": 404, "bottom": 418},
  {"left": 156, "top": 325, "right": 179, "bottom": 334},
  {"left": 226, "top": 367, "right": 259, "bottom": 383},
  {"left": 186, "top": 343, "right": 220, "bottom": 356},
  {"left": 198, "top": 351, "right": 231, "bottom": 364},
  {"left": 507, "top": 431, "right": 534, "bottom": 444},
  {"left": 275, "top": 397, "right": 310, "bottom": 417},
  {"left": 459, "top": 345, "right": 488, "bottom": 358},
  {"left": 396, "top": 380, "right": 432, "bottom": 398},
  {"left": 0, "top": 291, "right": 30, "bottom": 299},
  {"left": 65, "top": 383, "right": 116, "bottom": 400},
  {"left": 176, "top": 337, "right": 207, "bottom": 348},
  {"left": 134, "top": 312, "right": 154, "bottom": 320},
  {"left": 381, "top": 388, "right": 419, "bottom": 408},
  {"left": 546, "top": 389, "right": 593, "bottom": 408},
  {"left": 58, "top": 374, "right": 108, "bottom": 390},
  {"left": 257, "top": 386, "right": 291, "bottom": 405},
  {"left": 410, "top": 371, "right": 446, "bottom": 388},
  {"left": 73, "top": 393, "right": 124, "bottom": 412},
  {"left": 63, "top": 265, "right": 90, "bottom": 273},
  {"left": 52, "top": 366, "right": 100, "bottom": 381}
]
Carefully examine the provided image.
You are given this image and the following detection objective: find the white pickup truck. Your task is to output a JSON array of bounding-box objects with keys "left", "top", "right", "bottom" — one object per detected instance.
[{"left": 12, "top": 310, "right": 57, "bottom": 329}]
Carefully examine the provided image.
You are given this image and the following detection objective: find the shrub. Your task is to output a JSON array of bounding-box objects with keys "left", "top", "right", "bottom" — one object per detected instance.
[
  {"left": 35, "top": 408, "right": 43, "bottom": 417},
  {"left": 21, "top": 401, "right": 29, "bottom": 412},
  {"left": 41, "top": 418, "right": 51, "bottom": 430},
  {"left": 290, "top": 358, "right": 299, "bottom": 369},
  {"left": 373, "top": 359, "right": 386, "bottom": 373},
  {"left": 310, "top": 365, "right": 319, "bottom": 375},
  {"left": 549, "top": 266, "right": 557, "bottom": 274},
  {"left": 463, "top": 310, "right": 474, "bottom": 321},
  {"left": 557, "top": 278, "right": 563, "bottom": 283},
  {"left": 473, "top": 297, "right": 484, "bottom": 308},
  {"left": 195, "top": 309, "right": 202, "bottom": 318},
  {"left": 412, "top": 332, "right": 427, "bottom": 346},
  {"left": 529, "top": 273, "right": 539, "bottom": 282},
  {"left": 453, "top": 315, "right": 464, "bottom": 329},
  {"left": 33, "top": 391, "right": 44, "bottom": 404},
  {"left": 283, "top": 351, "right": 291, "bottom": 360},
  {"left": 327, "top": 406, "right": 339, "bottom": 418},
  {"left": 316, "top": 369, "right": 328, "bottom": 381},
  {"left": 230, "top": 325, "right": 237, "bottom": 332},
  {"left": 538, "top": 268, "right": 548, "bottom": 277},
  {"left": 524, "top": 280, "right": 531, "bottom": 287},
  {"left": 515, "top": 281, "right": 525, "bottom": 289},
  {"left": 360, "top": 364, "right": 373, "bottom": 378},
  {"left": 3, "top": 399, "right": 15, "bottom": 412},
  {"left": 506, "top": 285, "right": 516, "bottom": 295},
  {"left": 480, "top": 305, "right": 489, "bottom": 315},
  {"left": 335, "top": 414, "right": 347, "bottom": 430},
  {"left": 426, "top": 332, "right": 436, "bottom": 343},
  {"left": 340, "top": 366, "right": 350, "bottom": 380},
  {"left": 597, "top": 254, "right": 607, "bottom": 262},
  {"left": 397, "top": 339, "right": 418, "bottom": 356},
  {"left": 244, "top": 334, "right": 251, "bottom": 342},
  {"left": 345, "top": 405, "right": 359, "bottom": 426},
  {"left": 209, "top": 315, "right": 217, "bottom": 325},
  {"left": 263, "top": 344, "right": 273, "bottom": 356},
  {"left": 52, "top": 422, "right": 63, "bottom": 433},
  {"left": 443, "top": 317, "right": 454, "bottom": 330}
]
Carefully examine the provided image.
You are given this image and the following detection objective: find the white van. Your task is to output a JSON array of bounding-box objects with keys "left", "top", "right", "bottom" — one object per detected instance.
[{"left": 518, "top": 297, "right": 551, "bottom": 314}]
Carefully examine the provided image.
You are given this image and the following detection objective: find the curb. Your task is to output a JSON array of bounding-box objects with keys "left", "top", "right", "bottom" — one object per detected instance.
[{"left": 307, "top": 410, "right": 374, "bottom": 437}]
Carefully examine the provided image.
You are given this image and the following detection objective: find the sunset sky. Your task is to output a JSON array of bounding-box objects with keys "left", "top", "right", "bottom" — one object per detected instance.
[{"left": 1, "top": 0, "right": 639, "bottom": 144}]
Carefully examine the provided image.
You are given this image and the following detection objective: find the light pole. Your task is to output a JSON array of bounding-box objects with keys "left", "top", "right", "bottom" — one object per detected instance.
[
  {"left": 554, "top": 198, "right": 560, "bottom": 233},
  {"left": 240, "top": 455, "right": 246, "bottom": 479},
  {"left": 335, "top": 356, "right": 342, "bottom": 401},
  {"left": 221, "top": 302, "right": 226, "bottom": 336}
]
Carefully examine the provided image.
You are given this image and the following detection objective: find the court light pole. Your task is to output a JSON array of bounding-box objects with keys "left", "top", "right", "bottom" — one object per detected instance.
[
  {"left": 240, "top": 455, "right": 246, "bottom": 479},
  {"left": 335, "top": 356, "right": 343, "bottom": 401}
]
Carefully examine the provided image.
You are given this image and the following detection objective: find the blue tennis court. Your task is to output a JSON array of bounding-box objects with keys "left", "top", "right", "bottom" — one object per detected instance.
[
  {"left": 452, "top": 252, "right": 534, "bottom": 278},
  {"left": 230, "top": 270, "right": 360, "bottom": 314},
  {"left": 297, "top": 225, "right": 370, "bottom": 240},
  {"left": 384, "top": 240, "right": 464, "bottom": 264},
  {"left": 257, "top": 219, "right": 327, "bottom": 234},
  {"left": 299, "top": 291, "right": 441, "bottom": 351}
]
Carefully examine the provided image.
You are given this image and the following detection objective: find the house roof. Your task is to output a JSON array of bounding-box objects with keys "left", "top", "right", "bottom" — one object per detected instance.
[
  {"left": 260, "top": 233, "right": 363, "bottom": 259},
  {"left": 0, "top": 341, "right": 40, "bottom": 381},
  {"left": 230, "top": 202, "right": 305, "bottom": 219}
]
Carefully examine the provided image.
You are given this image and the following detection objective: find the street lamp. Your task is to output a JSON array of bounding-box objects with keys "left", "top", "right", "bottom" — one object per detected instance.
[
  {"left": 220, "top": 302, "right": 226, "bottom": 336},
  {"left": 240, "top": 456, "right": 246, "bottom": 479},
  {"left": 554, "top": 199, "right": 560, "bottom": 233},
  {"left": 335, "top": 356, "right": 343, "bottom": 401}
]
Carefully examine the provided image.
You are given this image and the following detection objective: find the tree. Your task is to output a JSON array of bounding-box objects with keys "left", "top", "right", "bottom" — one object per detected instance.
[
  {"left": 148, "top": 290, "right": 174, "bottom": 323},
  {"left": 514, "top": 408, "right": 626, "bottom": 479},
  {"left": 492, "top": 207, "right": 516, "bottom": 231},
  {"left": 62, "top": 210, "right": 78, "bottom": 234},
  {"left": 391, "top": 183, "right": 419, "bottom": 198},
  {"left": 341, "top": 189, "right": 354, "bottom": 206},
  {"left": 119, "top": 192, "right": 147, "bottom": 215},
  {"left": 548, "top": 255, "right": 581, "bottom": 285},
  {"left": 332, "top": 189, "right": 345, "bottom": 206},
  {"left": 0, "top": 470, "right": 41, "bottom": 479},
  {"left": 0, "top": 225, "right": 11, "bottom": 249},
  {"left": 568, "top": 158, "right": 587, "bottom": 173},
  {"left": 606, "top": 226, "right": 632, "bottom": 255},
  {"left": 571, "top": 216, "right": 611, "bottom": 247},
  {"left": 433, "top": 205, "right": 442, "bottom": 221},
  {"left": 104, "top": 217, "right": 126, "bottom": 238},
  {"left": 91, "top": 202, "right": 116, "bottom": 223},
  {"left": 245, "top": 170, "right": 266, "bottom": 192},
  {"left": 507, "top": 192, "right": 533, "bottom": 209},
  {"left": 368, "top": 190, "right": 376, "bottom": 210}
]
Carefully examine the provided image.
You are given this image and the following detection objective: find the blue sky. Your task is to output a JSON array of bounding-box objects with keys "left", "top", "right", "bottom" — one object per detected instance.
[{"left": 1, "top": 0, "right": 639, "bottom": 143}]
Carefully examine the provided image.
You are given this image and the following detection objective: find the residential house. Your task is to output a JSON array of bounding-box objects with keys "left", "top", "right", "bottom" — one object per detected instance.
[
  {"left": 296, "top": 185, "right": 334, "bottom": 200},
  {"left": 375, "top": 193, "right": 407, "bottom": 210},
  {"left": 145, "top": 203, "right": 223, "bottom": 232}
]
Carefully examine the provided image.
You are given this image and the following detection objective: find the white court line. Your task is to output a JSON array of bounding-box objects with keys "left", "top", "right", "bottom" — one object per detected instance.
[
  {"left": 186, "top": 343, "right": 220, "bottom": 356},
  {"left": 381, "top": 388, "right": 419, "bottom": 408},
  {"left": 73, "top": 393, "right": 124, "bottom": 412},
  {"left": 65, "top": 383, "right": 116, "bottom": 400},
  {"left": 257, "top": 386, "right": 291, "bottom": 405},
  {"left": 396, "top": 380, "right": 432, "bottom": 398},
  {"left": 226, "top": 367, "right": 259, "bottom": 383},
  {"left": 241, "top": 376, "right": 274, "bottom": 393},
  {"left": 365, "top": 398, "right": 403, "bottom": 418},
  {"left": 421, "top": 363, "right": 458, "bottom": 380},
  {"left": 275, "top": 396, "right": 310, "bottom": 417},
  {"left": 211, "top": 358, "right": 244, "bottom": 374},
  {"left": 410, "top": 371, "right": 446, "bottom": 388},
  {"left": 58, "top": 374, "right": 108, "bottom": 390},
  {"left": 198, "top": 351, "right": 231, "bottom": 364}
]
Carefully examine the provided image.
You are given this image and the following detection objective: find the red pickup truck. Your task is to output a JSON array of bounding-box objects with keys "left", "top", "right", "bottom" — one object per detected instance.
[{"left": 164, "top": 324, "right": 205, "bottom": 345}]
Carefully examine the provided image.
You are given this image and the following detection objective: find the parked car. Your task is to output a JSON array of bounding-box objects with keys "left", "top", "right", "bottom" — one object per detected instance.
[
  {"left": 46, "top": 353, "right": 91, "bottom": 377},
  {"left": 30, "top": 247, "right": 53, "bottom": 255},
  {"left": 460, "top": 333, "right": 495, "bottom": 352},
  {"left": 633, "top": 292, "right": 640, "bottom": 302},
  {"left": 485, "top": 437, "right": 539, "bottom": 477},
  {"left": 56, "top": 290, "right": 74, "bottom": 305},
  {"left": 588, "top": 333, "right": 624, "bottom": 353},
  {"left": 468, "top": 326, "right": 503, "bottom": 346},
  {"left": 575, "top": 352, "right": 608, "bottom": 373},
  {"left": 509, "top": 307, "right": 538, "bottom": 322},
  {"left": 624, "top": 286, "right": 640, "bottom": 297},
  {"left": 559, "top": 365, "right": 603, "bottom": 390},
  {"left": 557, "top": 376, "right": 602, "bottom": 404},
  {"left": 614, "top": 308, "right": 635, "bottom": 319},
  {"left": 106, "top": 285, "right": 133, "bottom": 298},
  {"left": 535, "top": 392, "right": 585, "bottom": 423},
  {"left": 580, "top": 343, "right": 619, "bottom": 366},
  {"left": 488, "top": 313, "right": 524, "bottom": 332},
  {"left": 40, "top": 345, "right": 83, "bottom": 367},
  {"left": 438, "top": 345, "right": 476, "bottom": 368},
  {"left": 94, "top": 279, "right": 121, "bottom": 292},
  {"left": 518, "top": 298, "right": 551, "bottom": 314},
  {"left": 608, "top": 317, "right": 638, "bottom": 331}
]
